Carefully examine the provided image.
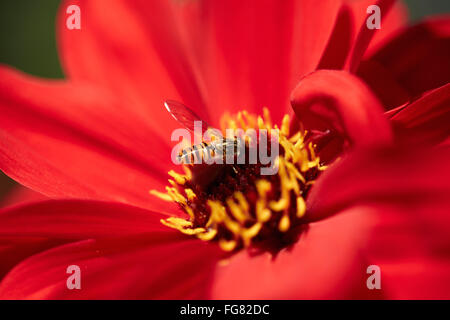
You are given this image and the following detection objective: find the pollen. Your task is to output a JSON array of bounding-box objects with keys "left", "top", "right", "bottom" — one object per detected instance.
[{"left": 151, "top": 108, "right": 326, "bottom": 252}]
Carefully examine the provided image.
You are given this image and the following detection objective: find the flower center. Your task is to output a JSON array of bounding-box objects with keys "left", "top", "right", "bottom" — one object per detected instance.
[{"left": 151, "top": 109, "right": 326, "bottom": 252}]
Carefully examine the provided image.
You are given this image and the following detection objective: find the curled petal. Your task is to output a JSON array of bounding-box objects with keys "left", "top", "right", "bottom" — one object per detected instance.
[{"left": 290, "top": 70, "right": 392, "bottom": 146}]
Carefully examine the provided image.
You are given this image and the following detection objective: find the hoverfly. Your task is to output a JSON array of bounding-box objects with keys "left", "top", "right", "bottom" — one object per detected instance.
[{"left": 164, "top": 100, "right": 242, "bottom": 165}]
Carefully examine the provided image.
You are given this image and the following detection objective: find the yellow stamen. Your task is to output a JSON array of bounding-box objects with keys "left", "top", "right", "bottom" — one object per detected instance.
[
  {"left": 149, "top": 190, "right": 173, "bottom": 202},
  {"left": 184, "top": 188, "right": 197, "bottom": 201},
  {"left": 234, "top": 192, "right": 250, "bottom": 214},
  {"left": 151, "top": 109, "right": 324, "bottom": 251},
  {"left": 237, "top": 111, "right": 247, "bottom": 131},
  {"left": 281, "top": 114, "right": 290, "bottom": 137},
  {"left": 160, "top": 217, "right": 206, "bottom": 235},
  {"left": 219, "top": 239, "right": 237, "bottom": 251},
  {"left": 197, "top": 228, "right": 218, "bottom": 241},
  {"left": 289, "top": 131, "right": 302, "bottom": 143},
  {"left": 296, "top": 196, "right": 306, "bottom": 218},
  {"left": 278, "top": 214, "right": 290, "bottom": 232},
  {"left": 257, "top": 116, "right": 266, "bottom": 130},
  {"left": 168, "top": 170, "right": 188, "bottom": 185},
  {"left": 241, "top": 222, "right": 262, "bottom": 246},
  {"left": 226, "top": 197, "right": 248, "bottom": 223},
  {"left": 166, "top": 186, "right": 186, "bottom": 204},
  {"left": 263, "top": 107, "right": 272, "bottom": 128},
  {"left": 255, "top": 179, "right": 272, "bottom": 222}
]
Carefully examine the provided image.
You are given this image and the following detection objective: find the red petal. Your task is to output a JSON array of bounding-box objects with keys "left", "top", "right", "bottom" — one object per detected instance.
[
  {"left": 306, "top": 145, "right": 450, "bottom": 222},
  {"left": 0, "top": 238, "right": 61, "bottom": 282},
  {"left": 347, "top": 0, "right": 408, "bottom": 57},
  {"left": 58, "top": 0, "right": 210, "bottom": 132},
  {"left": 290, "top": 70, "right": 392, "bottom": 146},
  {"left": 0, "top": 235, "right": 221, "bottom": 299},
  {"left": 182, "top": 0, "right": 344, "bottom": 123},
  {"left": 0, "top": 67, "right": 177, "bottom": 212},
  {"left": 316, "top": 5, "right": 354, "bottom": 70},
  {"left": 58, "top": 0, "right": 343, "bottom": 125},
  {"left": 390, "top": 83, "right": 450, "bottom": 145},
  {"left": 345, "top": 0, "right": 399, "bottom": 73},
  {"left": 358, "top": 16, "right": 450, "bottom": 108},
  {"left": 0, "top": 200, "right": 169, "bottom": 238},
  {"left": 211, "top": 209, "right": 374, "bottom": 299},
  {"left": 306, "top": 145, "right": 450, "bottom": 298},
  {"left": 0, "top": 200, "right": 169, "bottom": 281},
  {"left": 317, "top": 0, "right": 407, "bottom": 70},
  {"left": 362, "top": 202, "right": 450, "bottom": 299}
]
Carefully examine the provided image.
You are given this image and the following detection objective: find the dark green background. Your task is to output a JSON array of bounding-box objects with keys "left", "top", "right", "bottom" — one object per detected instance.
[{"left": 0, "top": 0, "right": 449, "bottom": 200}]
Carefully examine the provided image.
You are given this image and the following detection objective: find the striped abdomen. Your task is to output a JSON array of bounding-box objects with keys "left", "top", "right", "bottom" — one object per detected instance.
[{"left": 177, "top": 139, "right": 240, "bottom": 164}]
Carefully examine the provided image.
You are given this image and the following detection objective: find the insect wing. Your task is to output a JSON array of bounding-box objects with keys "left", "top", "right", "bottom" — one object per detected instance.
[{"left": 164, "top": 100, "right": 209, "bottom": 133}]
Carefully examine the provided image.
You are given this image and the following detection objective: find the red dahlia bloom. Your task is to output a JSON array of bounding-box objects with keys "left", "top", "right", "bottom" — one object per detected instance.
[{"left": 0, "top": 0, "right": 449, "bottom": 299}]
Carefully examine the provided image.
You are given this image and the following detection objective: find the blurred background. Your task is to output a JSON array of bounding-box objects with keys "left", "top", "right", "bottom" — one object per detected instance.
[{"left": 0, "top": 0, "right": 449, "bottom": 206}]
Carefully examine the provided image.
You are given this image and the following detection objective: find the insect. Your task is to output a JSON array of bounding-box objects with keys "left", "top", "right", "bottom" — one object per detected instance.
[{"left": 164, "top": 100, "right": 242, "bottom": 165}]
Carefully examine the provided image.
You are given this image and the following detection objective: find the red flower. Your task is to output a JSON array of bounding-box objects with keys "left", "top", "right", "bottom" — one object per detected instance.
[{"left": 0, "top": 0, "right": 449, "bottom": 299}]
